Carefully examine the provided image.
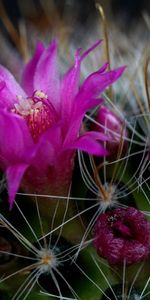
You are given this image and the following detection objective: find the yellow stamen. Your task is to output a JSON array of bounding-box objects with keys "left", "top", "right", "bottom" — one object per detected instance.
[{"left": 34, "top": 90, "right": 48, "bottom": 99}]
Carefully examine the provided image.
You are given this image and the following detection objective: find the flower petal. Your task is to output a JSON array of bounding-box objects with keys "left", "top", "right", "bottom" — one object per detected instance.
[
  {"left": 6, "top": 164, "right": 29, "bottom": 209},
  {"left": 66, "top": 131, "right": 108, "bottom": 156},
  {"left": 34, "top": 40, "right": 60, "bottom": 111},
  {"left": 60, "top": 49, "right": 81, "bottom": 122},
  {"left": 81, "top": 131, "right": 110, "bottom": 141},
  {"left": 64, "top": 98, "right": 103, "bottom": 145},
  {"left": 22, "top": 42, "right": 45, "bottom": 95},
  {"left": 0, "top": 65, "right": 26, "bottom": 108},
  {"left": 63, "top": 64, "right": 125, "bottom": 142},
  {"left": 78, "top": 66, "right": 126, "bottom": 102},
  {"left": 60, "top": 40, "right": 103, "bottom": 124},
  {"left": 0, "top": 109, "right": 35, "bottom": 167},
  {"left": 80, "top": 40, "right": 102, "bottom": 61},
  {"left": 29, "top": 122, "right": 63, "bottom": 172}
]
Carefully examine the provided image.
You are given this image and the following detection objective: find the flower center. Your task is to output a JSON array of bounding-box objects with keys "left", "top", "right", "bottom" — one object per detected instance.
[{"left": 13, "top": 90, "right": 57, "bottom": 141}]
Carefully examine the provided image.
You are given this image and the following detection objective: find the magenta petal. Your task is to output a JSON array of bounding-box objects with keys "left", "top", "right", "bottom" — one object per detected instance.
[
  {"left": 0, "top": 65, "right": 26, "bottom": 108},
  {"left": 0, "top": 109, "right": 35, "bottom": 167},
  {"left": 67, "top": 66, "right": 125, "bottom": 140},
  {"left": 60, "top": 42, "right": 107, "bottom": 135},
  {"left": 60, "top": 49, "right": 81, "bottom": 122},
  {"left": 78, "top": 66, "right": 126, "bottom": 101},
  {"left": 81, "top": 131, "right": 110, "bottom": 141},
  {"left": 34, "top": 40, "right": 60, "bottom": 110},
  {"left": 80, "top": 40, "right": 102, "bottom": 61},
  {"left": 66, "top": 132, "right": 108, "bottom": 156},
  {"left": 74, "top": 97, "right": 103, "bottom": 118},
  {"left": 22, "top": 42, "right": 45, "bottom": 95},
  {"left": 96, "top": 63, "right": 109, "bottom": 73},
  {"left": 61, "top": 41, "right": 103, "bottom": 121},
  {"left": 6, "top": 164, "right": 29, "bottom": 209},
  {"left": 64, "top": 98, "right": 104, "bottom": 145},
  {"left": 31, "top": 122, "right": 63, "bottom": 171}
]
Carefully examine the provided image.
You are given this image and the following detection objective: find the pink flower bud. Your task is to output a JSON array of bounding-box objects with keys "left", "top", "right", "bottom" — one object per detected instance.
[
  {"left": 93, "top": 207, "right": 150, "bottom": 265},
  {"left": 93, "top": 106, "right": 128, "bottom": 157}
]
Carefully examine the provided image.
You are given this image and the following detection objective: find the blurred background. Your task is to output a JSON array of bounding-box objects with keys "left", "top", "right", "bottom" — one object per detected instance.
[
  {"left": 0, "top": 0, "right": 149, "bottom": 46},
  {"left": 0, "top": 0, "right": 149, "bottom": 82},
  {"left": 0, "top": 0, "right": 150, "bottom": 32}
]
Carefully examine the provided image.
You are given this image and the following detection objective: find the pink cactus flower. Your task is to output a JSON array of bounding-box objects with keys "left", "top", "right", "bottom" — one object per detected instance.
[
  {"left": 93, "top": 207, "right": 150, "bottom": 265},
  {"left": 0, "top": 40, "right": 125, "bottom": 208},
  {"left": 92, "top": 106, "right": 128, "bottom": 157}
]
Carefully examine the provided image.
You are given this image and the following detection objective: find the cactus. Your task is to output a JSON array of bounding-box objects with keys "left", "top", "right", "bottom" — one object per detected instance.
[{"left": 0, "top": 1, "right": 149, "bottom": 299}]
